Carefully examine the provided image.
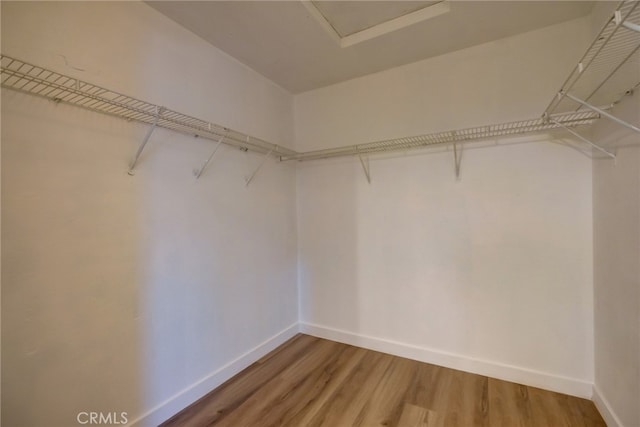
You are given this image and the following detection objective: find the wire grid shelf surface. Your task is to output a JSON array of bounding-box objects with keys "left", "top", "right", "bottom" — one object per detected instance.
[
  {"left": 3, "top": 54, "right": 601, "bottom": 163},
  {"left": 0, "top": 55, "right": 296, "bottom": 157},
  {"left": 545, "top": 0, "right": 640, "bottom": 115},
  {"left": 284, "top": 111, "right": 600, "bottom": 161}
]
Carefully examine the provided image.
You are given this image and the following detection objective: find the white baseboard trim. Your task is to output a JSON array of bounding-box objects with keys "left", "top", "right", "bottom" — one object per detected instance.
[
  {"left": 300, "top": 322, "right": 592, "bottom": 399},
  {"left": 593, "top": 384, "right": 623, "bottom": 427},
  {"left": 128, "top": 323, "right": 300, "bottom": 427}
]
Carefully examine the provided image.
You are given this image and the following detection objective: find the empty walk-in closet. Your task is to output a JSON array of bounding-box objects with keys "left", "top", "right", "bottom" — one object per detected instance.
[{"left": 2, "top": 1, "right": 639, "bottom": 426}]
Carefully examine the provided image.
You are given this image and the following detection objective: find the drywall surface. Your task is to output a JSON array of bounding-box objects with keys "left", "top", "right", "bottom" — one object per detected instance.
[
  {"left": 297, "top": 141, "right": 594, "bottom": 395},
  {"left": 1, "top": 2, "right": 294, "bottom": 149},
  {"left": 295, "top": 16, "right": 595, "bottom": 395},
  {"left": 592, "top": 92, "right": 640, "bottom": 427},
  {"left": 2, "top": 2, "right": 297, "bottom": 426},
  {"left": 294, "top": 16, "right": 590, "bottom": 151}
]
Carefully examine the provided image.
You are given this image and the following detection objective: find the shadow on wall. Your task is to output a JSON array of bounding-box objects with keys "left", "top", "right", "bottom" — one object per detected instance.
[
  {"left": 132, "top": 30, "right": 300, "bottom": 422},
  {"left": 133, "top": 127, "right": 266, "bottom": 414},
  {"left": 2, "top": 2, "right": 298, "bottom": 426},
  {"left": 298, "top": 156, "right": 361, "bottom": 336},
  {"left": 1, "top": 91, "right": 146, "bottom": 426},
  {"left": 298, "top": 150, "right": 475, "bottom": 347},
  {"left": 1, "top": 90, "right": 298, "bottom": 427},
  {"left": 2, "top": 2, "right": 299, "bottom": 425},
  {"left": 356, "top": 151, "right": 473, "bottom": 348}
]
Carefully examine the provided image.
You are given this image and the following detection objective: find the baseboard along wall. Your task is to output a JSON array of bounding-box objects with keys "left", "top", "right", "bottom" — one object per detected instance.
[
  {"left": 299, "top": 322, "right": 594, "bottom": 400},
  {"left": 592, "top": 384, "right": 624, "bottom": 427},
  {"left": 130, "top": 321, "right": 603, "bottom": 426},
  {"left": 127, "top": 323, "right": 300, "bottom": 427}
]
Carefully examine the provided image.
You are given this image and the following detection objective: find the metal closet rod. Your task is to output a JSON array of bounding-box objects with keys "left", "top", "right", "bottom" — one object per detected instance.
[{"left": 544, "top": 0, "right": 640, "bottom": 116}]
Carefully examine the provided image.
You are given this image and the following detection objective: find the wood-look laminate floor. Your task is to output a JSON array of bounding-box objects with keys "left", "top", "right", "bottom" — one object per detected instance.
[{"left": 161, "top": 334, "right": 605, "bottom": 427}]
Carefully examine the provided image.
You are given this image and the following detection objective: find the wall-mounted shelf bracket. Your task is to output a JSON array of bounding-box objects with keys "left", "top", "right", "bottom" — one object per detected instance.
[
  {"left": 549, "top": 118, "right": 616, "bottom": 161},
  {"left": 128, "top": 106, "right": 163, "bottom": 175},
  {"left": 562, "top": 92, "right": 640, "bottom": 134},
  {"left": 194, "top": 132, "right": 227, "bottom": 179},
  {"left": 358, "top": 148, "right": 371, "bottom": 184},
  {"left": 245, "top": 145, "right": 275, "bottom": 187},
  {"left": 453, "top": 142, "right": 463, "bottom": 180},
  {"left": 615, "top": 10, "right": 640, "bottom": 32},
  {"left": 543, "top": 2, "right": 639, "bottom": 119}
]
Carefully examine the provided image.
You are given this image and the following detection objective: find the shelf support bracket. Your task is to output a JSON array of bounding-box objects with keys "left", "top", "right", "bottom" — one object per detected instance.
[
  {"left": 128, "top": 106, "right": 162, "bottom": 175},
  {"left": 357, "top": 148, "right": 371, "bottom": 184},
  {"left": 550, "top": 118, "right": 616, "bottom": 160},
  {"left": 622, "top": 21, "right": 640, "bottom": 32},
  {"left": 453, "top": 143, "right": 463, "bottom": 180},
  {"left": 194, "top": 132, "right": 226, "bottom": 179},
  {"left": 615, "top": 10, "right": 640, "bottom": 33},
  {"left": 563, "top": 92, "right": 640, "bottom": 134},
  {"left": 245, "top": 146, "right": 275, "bottom": 187}
]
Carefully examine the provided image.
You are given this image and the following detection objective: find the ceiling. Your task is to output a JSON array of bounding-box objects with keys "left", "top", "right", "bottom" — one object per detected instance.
[
  {"left": 147, "top": 1, "right": 594, "bottom": 94},
  {"left": 311, "top": 1, "right": 443, "bottom": 37}
]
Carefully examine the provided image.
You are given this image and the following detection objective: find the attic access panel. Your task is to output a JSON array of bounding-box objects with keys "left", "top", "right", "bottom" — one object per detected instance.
[
  {"left": 311, "top": 1, "right": 442, "bottom": 37},
  {"left": 304, "top": 0, "right": 450, "bottom": 47}
]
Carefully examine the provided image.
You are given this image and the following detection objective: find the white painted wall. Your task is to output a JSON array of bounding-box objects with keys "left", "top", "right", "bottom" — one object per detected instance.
[
  {"left": 294, "top": 17, "right": 590, "bottom": 151},
  {"left": 295, "top": 17, "right": 595, "bottom": 397},
  {"left": 591, "top": 92, "right": 640, "bottom": 427},
  {"left": 3, "top": 1, "right": 626, "bottom": 425},
  {"left": 2, "top": 2, "right": 297, "bottom": 426}
]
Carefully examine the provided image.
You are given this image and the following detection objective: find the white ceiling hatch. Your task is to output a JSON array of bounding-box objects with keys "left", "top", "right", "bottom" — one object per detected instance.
[
  {"left": 146, "top": 1, "right": 594, "bottom": 94},
  {"left": 304, "top": 1, "right": 450, "bottom": 47}
]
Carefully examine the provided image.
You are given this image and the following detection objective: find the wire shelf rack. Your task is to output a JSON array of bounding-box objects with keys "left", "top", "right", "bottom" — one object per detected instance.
[
  {"left": 281, "top": 111, "right": 600, "bottom": 161},
  {"left": 0, "top": 53, "right": 607, "bottom": 165},
  {"left": 0, "top": 55, "right": 296, "bottom": 158},
  {"left": 544, "top": 0, "right": 640, "bottom": 116}
]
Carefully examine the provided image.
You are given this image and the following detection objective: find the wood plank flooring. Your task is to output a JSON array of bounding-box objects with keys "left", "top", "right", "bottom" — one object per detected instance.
[{"left": 161, "top": 334, "right": 605, "bottom": 427}]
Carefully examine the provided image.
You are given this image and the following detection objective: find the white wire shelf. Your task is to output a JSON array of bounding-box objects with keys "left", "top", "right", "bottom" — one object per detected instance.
[
  {"left": 282, "top": 111, "right": 600, "bottom": 161},
  {"left": 544, "top": 0, "right": 640, "bottom": 116},
  {"left": 0, "top": 55, "right": 296, "bottom": 158},
  {"left": 0, "top": 54, "right": 604, "bottom": 165}
]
